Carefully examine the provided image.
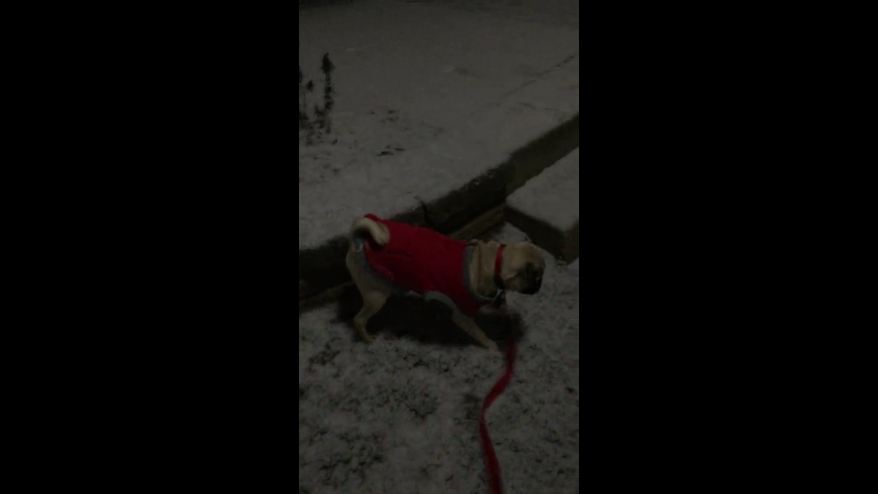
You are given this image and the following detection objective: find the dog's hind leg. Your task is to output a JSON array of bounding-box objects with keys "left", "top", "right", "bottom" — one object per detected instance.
[
  {"left": 346, "top": 248, "right": 389, "bottom": 343},
  {"left": 352, "top": 290, "right": 388, "bottom": 343}
]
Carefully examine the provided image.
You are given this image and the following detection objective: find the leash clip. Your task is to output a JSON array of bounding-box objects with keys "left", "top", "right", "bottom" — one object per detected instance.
[{"left": 492, "top": 290, "right": 506, "bottom": 307}]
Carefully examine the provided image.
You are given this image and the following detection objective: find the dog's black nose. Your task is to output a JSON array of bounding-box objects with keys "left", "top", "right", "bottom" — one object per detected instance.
[{"left": 522, "top": 278, "right": 541, "bottom": 295}]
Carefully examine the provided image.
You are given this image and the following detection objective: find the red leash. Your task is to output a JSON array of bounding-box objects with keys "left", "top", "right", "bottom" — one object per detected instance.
[{"left": 479, "top": 339, "right": 517, "bottom": 494}]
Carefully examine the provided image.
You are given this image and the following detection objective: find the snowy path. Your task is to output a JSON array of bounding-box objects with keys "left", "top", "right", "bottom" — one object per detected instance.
[{"left": 299, "top": 224, "right": 579, "bottom": 494}]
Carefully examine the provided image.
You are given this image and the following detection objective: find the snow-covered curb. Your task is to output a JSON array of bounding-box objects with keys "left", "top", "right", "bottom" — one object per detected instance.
[
  {"left": 299, "top": 107, "right": 578, "bottom": 300},
  {"left": 506, "top": 148, "right": 579, "bottom": 262},
  {"left": 298, "top": 0, "right": 578, "bottom": 299}
]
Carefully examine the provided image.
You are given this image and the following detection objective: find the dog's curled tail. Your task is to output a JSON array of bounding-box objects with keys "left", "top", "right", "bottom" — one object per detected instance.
[{"left": 350, "top": 216, "right": 390, "bottom": 247}]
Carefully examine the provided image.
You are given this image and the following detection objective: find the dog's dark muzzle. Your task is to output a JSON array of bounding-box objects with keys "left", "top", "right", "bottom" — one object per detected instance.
[{"left": 522, "top": 277, "right": 542, "bottom": 295}]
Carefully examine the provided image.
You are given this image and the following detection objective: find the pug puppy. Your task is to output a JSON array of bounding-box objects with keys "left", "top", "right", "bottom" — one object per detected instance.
[{"left": 345, "top": 213, "right": 545, "bottom": 351}]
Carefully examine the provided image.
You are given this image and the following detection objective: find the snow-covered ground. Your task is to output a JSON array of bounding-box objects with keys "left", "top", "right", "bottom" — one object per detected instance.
[
  {"left": 301, "top": 0, "right": 579, "bottom": 30},
  {"left": 299, "top": 224, "right": 579, "bottom": 494},
  {"left": 298, "top": 0, "right": 579, "bottom": 251}
]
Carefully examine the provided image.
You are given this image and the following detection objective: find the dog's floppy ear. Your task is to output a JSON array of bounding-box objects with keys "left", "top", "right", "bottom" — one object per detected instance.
[{"left": 471, "top": 240, "right": 502, "bottom": 293}]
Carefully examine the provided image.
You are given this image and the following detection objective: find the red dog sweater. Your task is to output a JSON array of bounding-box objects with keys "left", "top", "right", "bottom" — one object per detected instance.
[{"left": 359, "top": 214, "right": 496, "bottom": 316}]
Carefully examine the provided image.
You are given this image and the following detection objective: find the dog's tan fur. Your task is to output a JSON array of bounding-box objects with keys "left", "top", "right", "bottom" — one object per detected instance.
[{"left": 345, "top": 216, "right": 545, "bottom": 352}]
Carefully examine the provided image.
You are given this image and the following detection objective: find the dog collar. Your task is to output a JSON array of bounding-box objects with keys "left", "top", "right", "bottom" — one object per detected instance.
[
  {"left": 492, "top": 244, "right": 507, "bottom": 307},
  {"left": 494, "top": 244, "right": 506, "bottom": 291}
]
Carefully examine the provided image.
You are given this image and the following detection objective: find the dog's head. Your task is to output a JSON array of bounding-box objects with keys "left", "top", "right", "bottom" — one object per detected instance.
[{"left": 500, "top": 242, "right": 545, "bottom": 295}]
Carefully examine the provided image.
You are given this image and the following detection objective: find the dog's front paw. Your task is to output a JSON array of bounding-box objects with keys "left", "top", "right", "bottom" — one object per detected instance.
[
  {"left": 483, "top": 340, "right": 499, "bottom": 353},
  {"left": 357, "top": 328, "right": 375, "bottom": 344}
]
